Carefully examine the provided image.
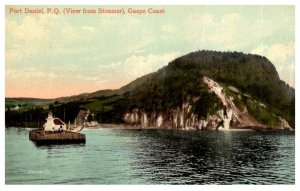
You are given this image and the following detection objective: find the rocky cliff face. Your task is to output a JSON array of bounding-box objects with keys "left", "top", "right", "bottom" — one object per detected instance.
[{"left": 123, "top": 76, "right": 292, "bottom": 130}]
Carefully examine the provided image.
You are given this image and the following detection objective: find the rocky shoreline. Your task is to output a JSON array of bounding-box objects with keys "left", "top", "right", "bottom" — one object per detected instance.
[
  {"left": 5, "top": 124, "right": 294, "bottom": 132},
  {"left": 122, "top": 77, "right": 293, "bottom": 132},
  {"left": 83, "top": 124, "right": 293, "bottom": 132}
]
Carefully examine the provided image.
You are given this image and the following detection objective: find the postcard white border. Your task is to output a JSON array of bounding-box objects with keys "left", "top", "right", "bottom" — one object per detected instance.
[{"left": 1, "top": 1, "right": 298, "bottom": 191}]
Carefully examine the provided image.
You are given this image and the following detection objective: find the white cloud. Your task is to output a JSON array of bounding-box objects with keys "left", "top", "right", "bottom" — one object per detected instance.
[
  {"left": 180, "top": 11, "right": 286, "bottom": 51},
  {"left": 221, "top": 13, "right": 240, "bottom": 23},
  {"left": 251, "top": 42, "right": 294, "bottom": 64},
  {"left": 128, "top": 35, "right": 156, "bottom": 54},
  {"left": 185, "top": 13, "right": 214, "bottom": 26},
  {"left": 6, "top": 6, "right": 295, "bottom": 97},
  {"left": 182, "top": 12, "right": 243, "bottom": 48},
  {"left": 182, "top": 13, "right": 214, "bottom": 44},
  {"left": 55, "top": 52, "right": 182, "bottom": 90},
  {"left": 251, "top": 42, "right": 295, "bottom": 87},
  {"left": 123, "top": 53, "right": 178, "bottom": 76},
  {"left": 6, "top": 15, "right": 58, "bottom": 62},
  {"left": 60, "top": 24, "right": 97, "bottom": 44},
  {"left": 6, "top": 67, "right": 59, "bottom": 82},
  {"left": 6, "top": 14, "right": 98, "bottom": 64},
  {"left": 81, "top": 26, "right": 95, "bottom": 33},
  {"left": 96, "top": 52, "right": 180, "bottom": 86},
  {"left": 267, "top": 42, "right": 294, "bottom": 64},
  {"left": 7, "top": 16, "right": 49, "bottom": 41},
  {"left": 251, "top": 45, "right": 268, "bottom": 55},
  {"left": 61, "top": 25, "right": 78, "bottom": 42},
  {"left": 5, "top": 48, "right": 23, "bottom": 63},
  {"left": 162, "top": 24, "right": 176, "bottom": 33}
]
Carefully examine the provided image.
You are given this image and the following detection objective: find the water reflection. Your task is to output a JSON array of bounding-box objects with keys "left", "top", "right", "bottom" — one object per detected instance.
[
  {"left": 34, "top": 143, "right": 86, "bottom": 150},
  {"left": 5, "top": 127, "right": 294, "bottom": 184},
  {"left": 113, "top": 129, "right": 294, "bottom": 184}
]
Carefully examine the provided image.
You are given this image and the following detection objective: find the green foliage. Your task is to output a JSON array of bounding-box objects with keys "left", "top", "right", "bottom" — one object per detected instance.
[
  {"left": 71, "top": 95, "right": 129, "bottom": 123},
  {"left": 167, "top": 50, "right": 294, "bottom": 127},
  {"left": 5, "top": 107, "right": 48, "bottom": 127},
  {"left": 222, "top": 86, "right": 245, "bottom": 110},
  {"left": 5, "top": 100, "right": 32, "bottom": 110},
  {"left": 170, "top": 50, "right": 293, "bottom": 104},
  {"left": 84, "top": 95, "right": 121, "bottom": 113},
  {"left": 92, "top": 96, "right": 128, "bottom": 123},
  {"left": 48, "top": 101, "right": 81, "bottom": 123},
  {"left": 89, "top": 50, "right": 294, "bottom": 127},
  {"left": 125, "top": 61, "right": 224, "bottom": 118},
  {"left": 246, "top": 101, "right": 279, "bottom": 126},
  {"left": 194, "top": 91, "right": 223, "bottom": 118},
  {"left": 128, "top": 66, "right": 195, "bottom": 110},
  {"left": 5, "top": 50, "right": 295, "bottom": 128}
]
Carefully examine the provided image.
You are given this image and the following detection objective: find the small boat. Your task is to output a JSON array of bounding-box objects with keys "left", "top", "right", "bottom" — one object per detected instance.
[
  {"left": 68, "top": 118, "right": 86, "bottom": 133},
  {"left": 29, "top": 130, "right": 86, "bottom": 144},
  {"left": 69, "top": 125, "right": 85, "bottom": 133},
  {"left": 29, "top": 112, "right": 86, "bottom": 144}
]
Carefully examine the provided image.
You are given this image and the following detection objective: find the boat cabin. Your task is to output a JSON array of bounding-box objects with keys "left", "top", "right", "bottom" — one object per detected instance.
[{"left": 43, "top": 112, "right": 66, "bottom": 131}]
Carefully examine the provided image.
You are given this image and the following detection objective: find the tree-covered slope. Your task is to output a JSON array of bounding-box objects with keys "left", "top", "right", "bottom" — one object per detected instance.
[
  {"left": 5, "top": 50, "right": 295, "bottom": 129},
  {"left": 125, "top": 50, "right": 294, "bottom": 128}
]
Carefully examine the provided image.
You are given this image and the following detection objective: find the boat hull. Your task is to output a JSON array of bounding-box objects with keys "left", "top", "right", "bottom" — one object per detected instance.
[{"left": 29, "top": 130, "right": 86, "bottom": 145}]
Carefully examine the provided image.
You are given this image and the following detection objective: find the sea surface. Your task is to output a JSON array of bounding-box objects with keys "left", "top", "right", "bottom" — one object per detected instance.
[{"left": 5, "top": 127, "right": 295, "bottom": 184}]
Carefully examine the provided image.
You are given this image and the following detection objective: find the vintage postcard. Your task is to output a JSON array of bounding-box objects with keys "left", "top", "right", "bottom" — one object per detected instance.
[{"left": 5, "top": 4, "right": 295, "bottom": 186}]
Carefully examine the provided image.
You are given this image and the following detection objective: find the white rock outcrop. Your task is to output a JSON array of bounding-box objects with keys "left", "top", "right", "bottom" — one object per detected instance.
[{"left": 123, "top": 76, "right": 292, "bottom": 130}]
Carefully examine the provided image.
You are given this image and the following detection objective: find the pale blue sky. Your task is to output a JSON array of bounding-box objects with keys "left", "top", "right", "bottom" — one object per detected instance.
[{"left": 6, "top": 5, "right": 294, "bottom": 98}]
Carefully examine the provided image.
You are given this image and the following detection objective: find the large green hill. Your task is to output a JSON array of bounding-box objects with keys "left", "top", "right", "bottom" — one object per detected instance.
[
  {"left": 124, "top": 50, "right": 294, "bottom": 128},
  {"left": 6, "top": 50, "right": 295, "bottom": 129}
]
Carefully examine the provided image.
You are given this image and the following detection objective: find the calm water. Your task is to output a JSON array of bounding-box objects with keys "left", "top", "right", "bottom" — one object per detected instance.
[{"left": 5, "top": 128, "right": 295, "bottom": 184}]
